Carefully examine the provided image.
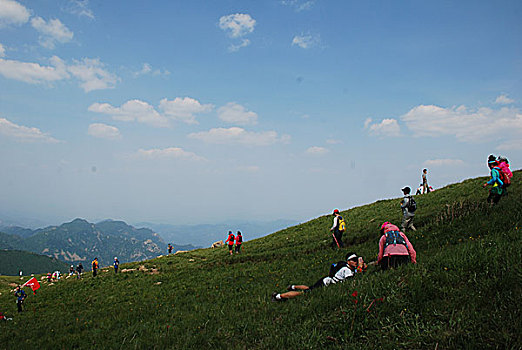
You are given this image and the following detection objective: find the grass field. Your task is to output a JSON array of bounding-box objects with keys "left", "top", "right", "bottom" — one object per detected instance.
[{"left": 1, "top": 171, "right": 521, "bottom": 349}]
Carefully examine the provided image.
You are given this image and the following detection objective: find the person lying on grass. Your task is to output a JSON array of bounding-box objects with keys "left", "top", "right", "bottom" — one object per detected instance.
[{"left": 271, "top": 253, "right": 366, "bottom": 302}]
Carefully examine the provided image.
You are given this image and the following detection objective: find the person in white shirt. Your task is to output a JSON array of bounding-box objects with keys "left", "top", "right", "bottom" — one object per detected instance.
[{"left": 271, "top": 253, "right": 365, "bottom": 302}]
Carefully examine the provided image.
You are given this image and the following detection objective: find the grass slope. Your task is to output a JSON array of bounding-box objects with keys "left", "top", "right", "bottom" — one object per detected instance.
[
  {"left": 0, "top": 172, "right": 521, "bottom": 349},
  {"left": 0, "top": 250, "right": 68, "bottom": 276}
]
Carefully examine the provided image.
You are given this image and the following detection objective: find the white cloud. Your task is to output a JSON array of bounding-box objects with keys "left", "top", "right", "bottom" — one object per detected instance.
[
  {"left": 88, "top": 100, "right": 169, "bottom": 128},
  {"left": 495, "top": 94, "right": 515, "bottom": 105},
  {"left": 219, "top": 13, "right": 256, "bottom": 38},
  {"left": 133, "top": 63, "right": 170, "bottom": 77},
  {"left": 87, "top": 123, "right": 121, "bottom": 140},
  {"left": 282, "top": 0, "right": 315, "bottom": 12},
  {"left": 292, "top": 33, "right": 320, "bottom": 49},
  {"left": 0, "top": 43, "right": 5, "bottom": 57},
  {"left": 0, "top": 0, "right": 30, "bottom": 27},
  {"left": 159, "top": 97, "right": 213, "bottom": 125},
  {"left": 0, "top": 56, "right": 118, "bottom": 91},
  {"left": 217, "top": 102, "right": 258, "bottom": 125},
  {"left": 63, "top": 0, "right": 94, "bottom": 19},
  {"left": 497, "top": 139, "right": 522, "bottom": 151},
  {"left": 365, "top": 118, "right": 401, "bottom": 137},
  {"left": 423, "top": 159, "right": 464, "bottom": 167},
  {"left": 228, "top": 39, "right": 250, "bottom": 52},
  {"left": 0, "top": 117, "right": 60, "bottom": 143},
  {"left": 30, "top": 17, "right": 74, "bottom": 49},
  {"left": 401, "top": 104, "right": 522, "bottom": 143},
  {"left": 306, "top": 146, "right": 329, "bottom": 155},
  {"left": 189, "top": 127, "right": 290, "bottom": 146},
  {"left": 136, "top": 147, "right": 206, "bottom": 161}
]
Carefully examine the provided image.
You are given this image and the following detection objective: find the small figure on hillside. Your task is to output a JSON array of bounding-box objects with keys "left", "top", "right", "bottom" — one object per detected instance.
[
  {"left": 422, "top": 168, "right": 430, "bottom": 194},
  {"left": 415, "top": 184, "right": 423, "bottom": 195},
  {"left": 225, "top": 231, "right": 235, "bottom": 255},
  {"left": 69, "top": 265, "right": 75, "bottom": 276},
  {"left": 235, "top": 231, "right": 243, "bottom": 254},
  {"left": 46, "top": 272, "right": 52, "bottom": 283},
  {"left": 14, "top": 286, "right": 26, "bottom": 313},
  {"left": 92, "top": 258, "right": 99, "bottom": 277},
  {"left": 496, "top": 155, "right": 513, "bottom": 195},
  {"left": 329, "top": 209, "right": 346, "bottom": 248},
  {"left": 168, "top": 243, "right": 173, "bottom": 255},
  {"left": 377, "top": 222, "right": 417, "bottom": 270},
  {"left": 76, "top": 263, "right": 83, "bottom": 279},
  {"left": 114, "top": 257, "right": 119, "bottom": 274},
  {"left": 271, "top": 253, "right": 366, "bottom": 302},
  {"left": 483, "top": 156, "right": 504, "bottom": 205},
  {"left": 400, "top": 187, "right": 416, "bottom": 232}
]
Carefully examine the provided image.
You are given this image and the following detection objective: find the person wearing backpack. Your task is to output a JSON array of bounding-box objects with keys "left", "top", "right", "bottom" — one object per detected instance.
[
  {"left": 113, "top": 257, "right": 120, "bottom": 274},
  {"left": 271, "top": 252, "right": 366, "bottom": 301},
  {"left": 400, "top": 187, "right": 416, "bottom": 232},
  {"left": 377, "top": 222, "right": 417, "bottom": 269},
  {"left": 483, "top": 158, "right": 504, "bottom": 205},
  {"left": 225, "top": 231, "right": 235, "bottom": 255},
  {"left": 92, "top": 258, "right": 99, "bottom": 277},
  {"left": 497, "top": 156, "right": 512, "bottom": 195},
  {"left": 14, "top": 286, "right": 26, "bottom": 313},
  {"left": 235, "top": 231, "right": 243, "bottom": 254},
  {"left": 329, "top": 209, "right": 346, "bottom": 248}
]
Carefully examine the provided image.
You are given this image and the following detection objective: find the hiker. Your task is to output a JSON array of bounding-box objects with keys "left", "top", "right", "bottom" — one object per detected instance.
[
  {"left": 400, "top": 187, "right": 416, "bottom": 232},
  {"left": 114, "top": 257, "right": 119, "bottom": 274},
  {"left": 235, "top": 231, "right": 243, "bottom": 254},
  {"left": 271, "top": 253, "right": 365, "bottom": 301},
  {"left": 46, "top": 272, "right": 52, "bottom": 282},
  {"left": 377, "top": 222, "right": 417, "bottom": 269},
  {"left": 168, "top": 243, "right": 173, "bottom": 255},
  {"left": 415, "top": 184, "right": 423, "bottom": 195},
  {"left": 76, "top": 263, "right": 83, "bottom": 279},
  {"left": 483, "top": 157, "right": 504, "bottom": 205},
  {"left": 422, "top": 169, "right": 430, "bottom": 194},
  {"left": 92, "top": 258, "right": 99, "bottom": 277},
  {"left": 69, "top": 265, "right": 75, "bottom": 276},
  {"left": 329, "top": 209, "right": 346, "bottom": 248},
  {"left": 497, "top": 156, "right": 513, "bottom": 194},
  {"left": 14, "top": 286, "right": 26, "bottom": 313},
  {"left": 225, "top": 231, "right": 235, "bottom": 255}
]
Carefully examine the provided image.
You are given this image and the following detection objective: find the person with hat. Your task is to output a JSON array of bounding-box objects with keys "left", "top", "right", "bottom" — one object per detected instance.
[
  {"left": 400, "top": 187, "right": 416, "bottom": 232},
  {"left": 329, "top": 209, "right": 345, "bottom": 248},
  {"left": 377, "top": 222, "right": 417, "bottom": 269},
  {"left": 271, "top": 252, "right": 366, "bottom": 301},
  {"left": 113, "top": 257, "right": 120, "bottom": 273}
]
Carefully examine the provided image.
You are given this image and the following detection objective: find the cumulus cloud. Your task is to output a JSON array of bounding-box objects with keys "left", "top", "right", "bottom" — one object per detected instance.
[
  {"left": 306, "top": 146, "right": 329, "bottom": 155},
  {"left": 292, "top": 33, "right": 320, "bottom": 49},
  {"left": 136, "top": 147, "right": 206, "bottom": 161},
  {"left": 87, "top": 123, "right": 121, "bottom": 140},
  {"left": 365, "top": 118, "right": 401, "bottom": 137},
  {"left": 217, "top": 102, "right": 258, "bottom": 125},
  {"left": 159, "top": 97, "right": 213, "bottom": 125},
  {"left": 88, "top": 100, "right": 169, "bottom": 128},
  {"left": 31, "top": 17, "right": 74, "bottom": 49},
  {"left": 423, "top": 159, "right": 464, "bottom": 167},
  {"left": 401, "top": 104, "right": 522, "bottom": 143},
  {"left": 63, "top": 0, "right": 94, "bottom": 19},
  {"left": 0, "top": 117, "right": 60, "bottom": 143},
  {"left": 494, "top": 94, "right": 515, "bottom": 105},
  {"left": 219, "top": 13, "right": 255, "bottom": 51},
  {"left": 188, "top": 127, "right": 290, "bottom": 146},
  {"left": 133, "top": 63, "right": 170, "bottom": 77},
  {"left": 0, "top": 56, "right": 118, "bottom": 91},
  {"left": 0, "top": 0, "right": 30, "bottom": 27}
]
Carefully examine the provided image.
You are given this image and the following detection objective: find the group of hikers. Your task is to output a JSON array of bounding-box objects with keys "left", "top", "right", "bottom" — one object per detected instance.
[{"left": 225, "top": 231, "right": 243, "bottom": 255}]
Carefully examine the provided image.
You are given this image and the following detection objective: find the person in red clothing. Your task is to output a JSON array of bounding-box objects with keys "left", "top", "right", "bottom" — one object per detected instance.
[
  {"left": 377, "top": 222, "right": 417, "bottom": 269},
  {"left": 225, "top": 231, "right": 235, "bottom": 255},
  {"left": 235, "top": 231, "right": 243, "bottom": 254}
]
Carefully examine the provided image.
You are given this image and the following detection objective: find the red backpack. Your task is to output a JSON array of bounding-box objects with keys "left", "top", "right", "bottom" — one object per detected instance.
[{"left": 495, "top": 166, "right": 511, "bottom": 186}]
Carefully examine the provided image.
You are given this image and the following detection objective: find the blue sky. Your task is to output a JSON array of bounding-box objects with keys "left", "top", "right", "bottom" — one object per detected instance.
[{"left": 0, "top": 0, "right": 521, "bottom": 226}]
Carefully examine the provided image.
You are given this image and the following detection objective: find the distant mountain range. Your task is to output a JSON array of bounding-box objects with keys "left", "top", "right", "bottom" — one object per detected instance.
[
  {"left": 0, "top": 219, "right": 198, "bottom": 268},
  {"left": 135, "top": 219, "right": 298, "bottom": 247}
]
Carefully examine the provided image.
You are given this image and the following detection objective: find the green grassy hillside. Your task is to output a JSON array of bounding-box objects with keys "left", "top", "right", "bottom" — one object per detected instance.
[
  {"left": 0, "top": 172, "right": 521, "bottom": 349},
  {"left": 0, "top": 250, "right": 68, "bottom": 276}
]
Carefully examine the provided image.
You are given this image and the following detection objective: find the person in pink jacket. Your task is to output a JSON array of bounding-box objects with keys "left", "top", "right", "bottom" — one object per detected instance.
[{"left": 377, "top": 222, "right": 417, "bottom": 269}]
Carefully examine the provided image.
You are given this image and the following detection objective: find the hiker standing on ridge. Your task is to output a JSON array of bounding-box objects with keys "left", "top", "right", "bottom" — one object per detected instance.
[
  {"left": 14, "top": 286, "right": 26, "bottom": 313},
  {"left": 225, "top": 231, "right": 235, "bottom": 255},
  {"left": 76, "top": 263, "right": 83, "bottom": 279},
  {"left": 330, "top": 209, "right": 346, "bottom": 248},
  {"left": 235, "top": 231, "right": 243, "bottom": 254},
  {"left": 377, "top": 222, "right": 417, "bottom": 269},
  {"left": 168, "top": 243, "right": 173, "bottom": 255},
  {"left": 422, "top": 169, "right": 430, "bottom": 194},
  {"left": 271, "top": 252, "right": 366, "bottom": 301},
  {"left": 92, "top": 258, "right": 99, "bottom": 277},
  {"left": 483, "top": 156, "right": 504, "bottom": 205},
  {"left": 400, "top": 187, "right": 416, "bottom": 232},
  {"left": 114, "top": 257, "right": 119, "bottom": 274}
]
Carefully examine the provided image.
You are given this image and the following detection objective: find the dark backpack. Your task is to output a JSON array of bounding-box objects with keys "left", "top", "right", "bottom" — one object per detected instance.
[
  {"left": 329, "top": 261, "right": 348, "bottom": 278},
  {"left": 406, "top": 196, "right": 417, "bottom": 213},
  {"left": 384, "top": 231, "right": 407, "bottom": 249}
]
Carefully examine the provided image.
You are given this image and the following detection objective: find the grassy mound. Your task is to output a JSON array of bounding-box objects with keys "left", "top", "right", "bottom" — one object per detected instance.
[{"left": 1, "top": 171, "right": 521, "bottom": 349}]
